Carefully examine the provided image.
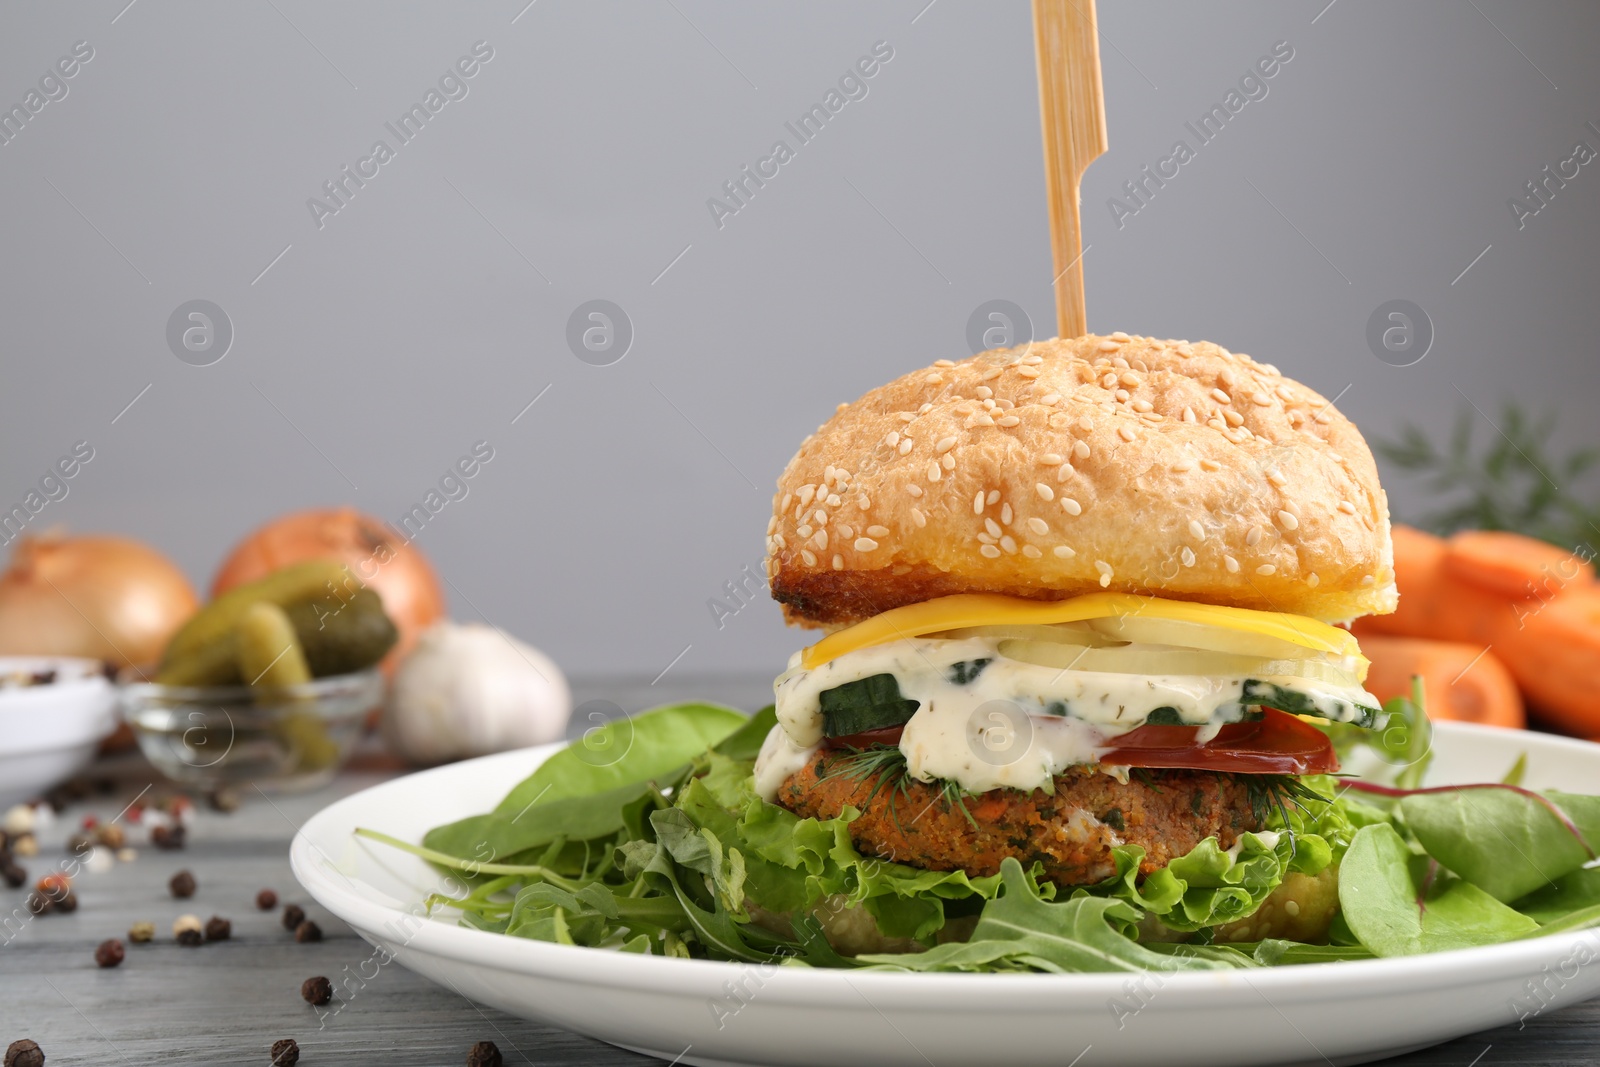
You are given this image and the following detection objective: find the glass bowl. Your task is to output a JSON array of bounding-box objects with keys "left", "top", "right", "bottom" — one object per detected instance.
[{"left": 120, "top": 669, "right": 383, "bottom": 791}]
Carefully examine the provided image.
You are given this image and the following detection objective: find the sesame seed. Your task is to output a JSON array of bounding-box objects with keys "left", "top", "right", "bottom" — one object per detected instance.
[
  {"left": 1256, "top": 564, "right": 1276, "bottom": 576},
  {"left": 867, "top": 525, "right": 890, "bottom": 538},
  {"left": 933, "top": 359, "right": 955, "bottom": 368},
  {"left": 1360, "top": 574, "right": 1376, "bottom": 586},
  {"left": 1023, "top": 544, "right": 1042, "bottom": 559},
  {"left": 1314, "top": 410, "right": 1332, "bottom": 424},
  {"left": 985, "top": 517, "right": 1003, "bottom": 538},
  {"left": 980, "top": 367, "right": 1003, "bottom": 381},
  {"left": 987, "top": 490, "right": 1001, "bottom": 505},
  {"left": 1057, "top": 463, "right": 1074, "bottom": 481},
  {"left": 1276, "top": 510, "right": 1300, "bottom": 531},
  {"left": 1181, "top": 546, "right": 1196, "bottom": 567},
  {"left": 826, "top": 494, "right": 841, "bottom": 507},
  {"left": 1218, "top": 367, "right": 1236, "bottom": 388},
  {"left": 1102, "top": 373, "right": 1118, "bottom": 389},
  {"left": 998, "top": 534, "right": 1017, "bottom": 554},
  {"left": 973, "top": 491, "right": 985, "bottom": 515},
  {"left": 1110, "top": 331, "right": 1130, "bottom": 342},
  {"left": 1252, "top": 392, "right": 1271, "bottom": 407},
  {"left": 855, "top": 537, "right": 879, "bottom": 552},
  {"left": 1224, "top": 555, "right": 1240, "bottom": 573},
  {"left": 814, "top": 510, "right": 828, "bottom": 526},
  {"left": 1246, "top": 525, "right": 1263, "bottom": 547},
  {"left": 927, "top": 461, "right": 942, "bottom": 482},
  {"left": 898, "top": 411, "right": 916, "bottom": 422},
  {"left": 919, "top": 403, "right": 933, "bottom": 414},
  {"left": 976, "top": 386, "right": 994, "bottom": 400},
  {"left": 899, "top": 438, "right": 914, "bottom": 455},
  {"left": 886, "top": 431, "right": 900, "bottom": 447},
  {"left": 1021, "top": 353, "right": 1044, "bottom": 366},
  {"left": 1073, "top": 441, "right": 1091, "bottom": 460},
  {"left": 1307, "top": 572, "right": 1320, "bottom": 587},
  {"left": 768, "top": 515, "right": 780, "bottom": 534},
  {"left": 777, "top": 498, "right": 790, "bottom": 519},
  {"left": 1000, "top": 503, "right": 1013, "bottom": 525},
  {"left": 1096, "top": 562, "right": 1113, "bottom": 587},
  {"left": 1118, "top": 425, "right": 1137, "bottom": 442},
  {"left": 1028, "top": 517, "right": 1050, "bottom": 535},
  {"left": 1036, "top": 482, "right": 1055, "bottom": 502},
  {"left": 1210, "top": 388, "right": 1231, "bottom": 404},
  {"left": 1061, "top": 497, "right": 1083, "bottom": 516},
  {"left": 1172, "top": 460, "right": 1195, "bottom": 473},
  {"left": 798, "top": 485, "right": 816, "bottom": 506},
  {"left": 1132, "top": 399, "right": 1154, "bottom": 413},
  {"left": 832, "top": 554, "right": 844, "bottom": 570},
  {"left": 936, "top": 436, "right": 958, "bottom": 454},
  {"left": 997, "top": 414, "right": 1021, "bottom": 427},
  {"left": 907, "top": 484, "right": 923, "bottom": 498},
  {"left": 1177, "top": 344, "right": 1194, "bottom": 356},
  {"left": 801, "top": 549, "right": 817, "bottom": 566},
  {"left": 1054, "top": 545, "right": 1076, "bottom": 559},
  {"left": 1114, "top": 389, "right": 1130, "bottom": 402},
  {"left": 942, "top": 454, "right": 956, "bottom": 470},
  {"left": 1288, "top": 410, "right": 1305, "bottom": 426},
  {"left": 1188, "top": 520, "right": 1205, "bottom": 540},
  {"left": 1017, "top": 367, "right": 1040, "bottom": 379},
  {"left": 980, "top": 544, "right": 1001, "bottom": 558},
  {"left": 813, "top": 530, "right": 828, "bottom": 549},
  {"left": 1041, "top": 393, "right": 1062, "bottom": 405},
  {"left": 977, "top": 532, "right": 996, "bottom": 545},
  {"left": 911, "top": 508, "right": 927, "bottom": 527},
  {"left": 837, "top": 524, "right": 854, "bottom": 539},
  {"left": 1224, "top": 410, "right": 1244, "bottom": 427},
  {"left": 1266, "top": 470, "right": 1288, "bottom": 487},
  {"left": 1276, "top": 386, "right": 1296, "bottom": 402},
  {"left": 1199, "top": 458, "right": 1220, "bottom": 472},
  {"left": 1119, "top": 372, "right": 1140, "bottom": 388},
  {"left": 1097, "top": 340, "right": 1120, "bottom": 353},
  {"left": 797, "top": 524, "right": 814, "bottom": 538},
  {"left": 1338, "top": 500, "right": 1357, "bottom": 515},
  {"left": 970, "top": 414, "right": 995, "bottom": 427},
  {"left": 1182, "top": 407, "right": 1197, "bottom": 424},
  {"left": 1078, "top": 417, "right": 1094, "bottom": 432}
]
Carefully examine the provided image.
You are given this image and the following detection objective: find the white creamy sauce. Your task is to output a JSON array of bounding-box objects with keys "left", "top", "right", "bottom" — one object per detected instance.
[
  {"left": 752, "top": 724, "right": 821, "bottom": 802},
  {"left": 770, "top": 635, "right": 1381, "bottom": 797}
]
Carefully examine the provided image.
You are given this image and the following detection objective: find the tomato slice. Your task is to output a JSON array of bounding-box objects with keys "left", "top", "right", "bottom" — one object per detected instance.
[
  {"left": 826, "top": 724, "right": 906, "bottom": 750},
  {"left": 1100, "top": 707, "right": 1337, "bottom": 775}
]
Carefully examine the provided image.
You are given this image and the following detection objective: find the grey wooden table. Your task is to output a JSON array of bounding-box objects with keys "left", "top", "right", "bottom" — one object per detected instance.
[{"left": 5, "top": 674, "right": 1599, "bottom": 1066}]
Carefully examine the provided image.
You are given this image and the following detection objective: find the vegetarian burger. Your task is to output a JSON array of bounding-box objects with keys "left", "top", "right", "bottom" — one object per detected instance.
[{"left": 755, "top": 334, "right": 1395, "bottom": 944}]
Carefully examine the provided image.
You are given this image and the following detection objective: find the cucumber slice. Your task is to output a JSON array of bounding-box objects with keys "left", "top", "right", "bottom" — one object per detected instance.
[
  {"left": 1242, "top": 678, "right": 1384, "bottom": 728},
  {"left": 819, "top": 674, "right": 920, "bottom": 737}
]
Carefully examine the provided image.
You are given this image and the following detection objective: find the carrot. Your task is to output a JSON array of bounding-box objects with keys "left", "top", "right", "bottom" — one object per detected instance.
[
  {"left": 1358, "top": 635, "right": 1524, "bottom": 729},
  {"left": 1354, "top": 524, "right": 1600, "bottom": 735},
  {"left": 1443, "top": 530, "right": 1595, "bottom": 601},
  {"left": 969, "top": 793, "right": 1009, "bottom": 823}
]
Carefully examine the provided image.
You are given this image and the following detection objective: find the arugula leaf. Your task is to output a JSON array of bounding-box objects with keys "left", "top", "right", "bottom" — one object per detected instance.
[
  {"left": 858, "top": 859, "right": 1229, "bottom": 973},
  {"left": 495, "top": 702, "right": 747, "bottom": 816},
  {"left": 1338, "top": 823, "right": 1539, "bottom": 956}
]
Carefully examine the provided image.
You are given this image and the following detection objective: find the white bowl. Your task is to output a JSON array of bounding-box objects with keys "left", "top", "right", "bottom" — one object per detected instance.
[
  {"left": 0, "top": 656, "right": 119, "bottom": 808},
  {"left": 293, "top": 722, "right": 1600, "bottom": 1067}
]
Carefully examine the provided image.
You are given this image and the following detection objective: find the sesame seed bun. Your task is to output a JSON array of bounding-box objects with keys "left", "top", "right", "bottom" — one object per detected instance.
[{"left": 764, "top": 334, "right": 1397, "bottom": 627}]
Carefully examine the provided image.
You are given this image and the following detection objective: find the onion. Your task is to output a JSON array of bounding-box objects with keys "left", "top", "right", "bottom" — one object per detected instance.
[
  {"left": 0, "top": 532, "right": 198, "bottom": 667},
  {"left": 210, "top": 506, "right": 444, "bottom": 672}
]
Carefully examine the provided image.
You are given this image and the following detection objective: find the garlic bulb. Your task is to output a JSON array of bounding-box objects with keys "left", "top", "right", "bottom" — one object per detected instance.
[{"left": 386, "top": 621, "right": 571, "bottom": 763}]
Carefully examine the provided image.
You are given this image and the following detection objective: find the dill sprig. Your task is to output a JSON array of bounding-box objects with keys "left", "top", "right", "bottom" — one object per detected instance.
[
  {"left": 1377, "top": 403, "right": 1600, "bottom": 552},
  {"left": 1238, "top": 774, "right": 1330, "bottom": 856},
  {"left": 817, "top": 744, "right": 978, "bottom": 830}
]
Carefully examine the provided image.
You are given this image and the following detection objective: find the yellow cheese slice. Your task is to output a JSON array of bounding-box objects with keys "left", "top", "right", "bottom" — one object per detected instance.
[{"left": 801, "top": 592, "right": 1362, "bottom": 671}]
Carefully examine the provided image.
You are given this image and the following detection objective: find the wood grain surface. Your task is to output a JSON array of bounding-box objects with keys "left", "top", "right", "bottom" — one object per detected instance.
[{"left": 3, "top": 673, "right": 1597, "bottom": 1066}]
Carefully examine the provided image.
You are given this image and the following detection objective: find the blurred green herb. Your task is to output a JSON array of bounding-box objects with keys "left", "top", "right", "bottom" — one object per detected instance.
[{"left": 1377, "top": 403, "right": 1600, "bottom": 551}]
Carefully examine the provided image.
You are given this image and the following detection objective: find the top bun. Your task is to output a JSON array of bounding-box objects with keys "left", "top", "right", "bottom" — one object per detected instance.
[{"left": 764, "top": 334, "right": 1396, "bottom": 627}]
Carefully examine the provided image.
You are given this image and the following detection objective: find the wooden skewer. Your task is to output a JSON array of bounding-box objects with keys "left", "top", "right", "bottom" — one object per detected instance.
[{"left": 1032, "top": 0, "right": 1107, "bottom": 341}]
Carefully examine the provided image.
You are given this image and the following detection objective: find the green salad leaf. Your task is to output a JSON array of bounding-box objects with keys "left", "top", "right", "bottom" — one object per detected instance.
[
  {"left": 1338, "top": 823, "right": 1540, "bottom": 956},
  {"left": 1400, "top": 787, "right": 1600, "bottom": 903}
]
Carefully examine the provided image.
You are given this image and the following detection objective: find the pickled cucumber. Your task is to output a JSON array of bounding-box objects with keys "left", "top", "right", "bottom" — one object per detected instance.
[
  {"left": 284, "top": 588, "right": 398, "bottom": 677},
  {"left": 163, "top": 558, "right": 354, "bottom": 666},
  {"left": 236, "top": 602, "right": 312, "bottom": 687},
  {"left": 237, "top": 602, "right": 339, "bottom": 773}
]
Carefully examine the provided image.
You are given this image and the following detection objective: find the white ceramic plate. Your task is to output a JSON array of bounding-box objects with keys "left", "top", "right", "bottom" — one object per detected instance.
[
  {"left": 293, "top": 722, "right": 1600, "bottom": 1067},
  {"left": 0, "top": 656, "right": 119, "bottom": 807}
]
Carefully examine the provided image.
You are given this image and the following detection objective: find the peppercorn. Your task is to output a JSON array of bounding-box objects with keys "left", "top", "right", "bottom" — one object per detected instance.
[
  {"left": 281, "top": 903, "right": 305, "bottom": 931},
  {"left": 95, "top": 938, "right": 125, "bottom": 968},
  {"left": 176, "top": 928, "right": 203, "bottom": 947},
  {"left": 151, "top": 824, "right": 185, "bottom": 850},
  {"left": 205, "top": 915, "right": 232, "bottom": 941},
  {"left": 128, "top": 921, "right": 155, "bottom": 943},
  {"left": 95, "top": 823, "right": 126, "bottom": 849},
  {"left": 66, "top": 832, "right": 94, "bottom": 854},
  {"left": 174, "top": 913, "right": 202, "bottom": 936},
  {"left": 25, "top": 891, "right": 51, "bottom": 916},
  {"left": 12, "top": 833, "right": 37, "bottom": 858},
  {"left": 55, "top": 890, "right": 78, "bottom": 913},
  {"left": 270, "top": 1038, "right": 300, "bottom": 1066},
  {"left": 300, "top": 975, "right": 333, "bottom": 1005},
  {"left": 257, "top": 888, "right": 279, "bottom": 910},
  {"left": 467, "top": 1040, "right": 503, "bottom": 1067},
  {"left": 1, "top": 859, "right": 24, "bottom": 888},
  {"left": 208, "top": 787, "right": 241, "bottom": 813},
  {"left": 4, "top": 1038, "right": 45, "bottom": 1067},
  {"left": 294, "top": 920, "right": 322, "bottom": 943},
  {"left": 169, "top": 869, "right": 197, "bottom": 898}
]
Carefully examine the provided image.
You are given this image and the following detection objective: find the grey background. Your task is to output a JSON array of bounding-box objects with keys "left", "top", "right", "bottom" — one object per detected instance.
[{"left": 1, "top": 0, "right": 1597, "bottom": 686}]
